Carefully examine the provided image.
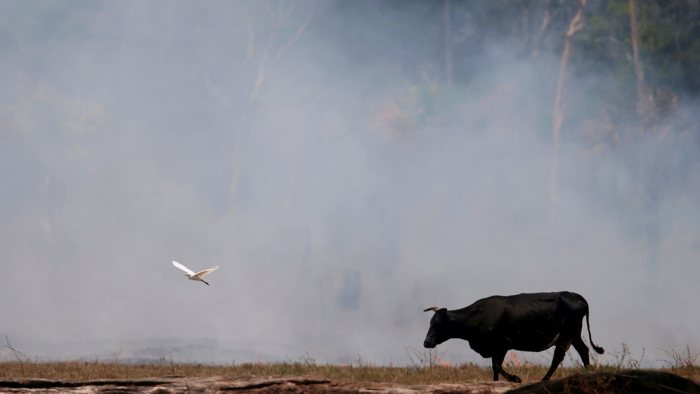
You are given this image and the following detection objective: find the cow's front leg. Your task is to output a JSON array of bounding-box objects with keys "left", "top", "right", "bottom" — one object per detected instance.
[
  {"left": 492, "top": 351, "right": 522, "bottom": 383},
  {"left": 542, "top": 343, "right": 569, "bottom": 381},
  {"left": 491, "top": 352, "right": 502, "bottom": 381}
]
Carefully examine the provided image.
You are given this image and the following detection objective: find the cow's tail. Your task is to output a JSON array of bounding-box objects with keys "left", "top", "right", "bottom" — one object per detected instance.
[{"left": 585, "top": 312, "right": 605, "bottom": 354}]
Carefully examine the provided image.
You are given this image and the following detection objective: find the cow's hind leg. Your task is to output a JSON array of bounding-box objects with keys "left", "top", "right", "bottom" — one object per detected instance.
[
  {"left": 492, "top": 351, "right": 522, "bottom": 383},
  {"left": 542, "top": 342, "right": 570, "bottom": 381},
  {"left": 572, "top": 336, "right": 590, "bottom": 367}
]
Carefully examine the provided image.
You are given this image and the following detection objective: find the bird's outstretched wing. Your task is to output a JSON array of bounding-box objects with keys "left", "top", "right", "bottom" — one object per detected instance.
[
  {"left": 172, "top": 261, "right": 195, "bottom": 275},
  {"left": 196, "top": 266, "right": 219, "bottom": 277}
]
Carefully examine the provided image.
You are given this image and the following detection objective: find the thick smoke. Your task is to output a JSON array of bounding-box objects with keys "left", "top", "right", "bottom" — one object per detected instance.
[{"left": 0, "top": 1, "right": 698, "bottom": 367}]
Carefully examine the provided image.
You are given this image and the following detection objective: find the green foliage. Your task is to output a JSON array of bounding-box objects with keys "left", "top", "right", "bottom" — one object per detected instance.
[
  {"left": 577, "top": 0, "right": 700, "bottom": 94},
  {"left": 0, "top": 1, "right": 100, "bottom": 51}
]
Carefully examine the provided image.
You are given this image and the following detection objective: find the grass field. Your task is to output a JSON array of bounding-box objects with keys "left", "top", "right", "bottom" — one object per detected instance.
[
  {"left": 1, "top": 358, "right": 698, "bottom": 384},
  {"left": 2, "top": 339, "right": 698, "bottom": 384}
]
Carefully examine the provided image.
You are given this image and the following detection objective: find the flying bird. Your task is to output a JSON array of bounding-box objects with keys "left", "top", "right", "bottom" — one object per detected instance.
[{"left": 172, "top": 261, "right": 219, "bottom": 286}]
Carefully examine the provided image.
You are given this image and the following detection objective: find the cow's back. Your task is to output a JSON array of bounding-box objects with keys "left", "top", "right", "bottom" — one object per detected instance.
[{"left": 458, "top": 292, "right": 590, "bottom": 353}]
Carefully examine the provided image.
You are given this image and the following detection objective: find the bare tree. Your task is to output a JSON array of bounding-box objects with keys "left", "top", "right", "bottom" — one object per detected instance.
[
  {"left": 629, "top": 0, "right": 645, "bottom": 100},
  {"left": 549, "top": 0, "right": 586, "bottom": 225},
  {"left": 227, "top": 1, "right": 316, "bottom": 214},
  {"left": 532, "top": 0, "right": 557, "bottom": 58},
  {"left": 444, "top": 0, "right": 453, "bottom": 88}
]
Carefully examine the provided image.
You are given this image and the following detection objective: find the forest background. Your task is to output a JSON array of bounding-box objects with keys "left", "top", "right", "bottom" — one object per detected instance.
[{"left": 0, "top": 0, "right": 699, "bottom": 367}]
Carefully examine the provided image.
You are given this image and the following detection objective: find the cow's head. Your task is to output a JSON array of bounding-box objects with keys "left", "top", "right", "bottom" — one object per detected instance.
[{"left": 423, "top": 306, "right": 451, "bottom": 348}]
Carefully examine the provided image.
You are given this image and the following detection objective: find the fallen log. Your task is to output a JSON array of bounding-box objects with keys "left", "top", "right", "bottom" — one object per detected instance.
[
  {"left": 0, "top": 374, "right": 517, "bottom": 394},
  {"left": 2, "top": 370, "right": 696, "bottom": 394}
]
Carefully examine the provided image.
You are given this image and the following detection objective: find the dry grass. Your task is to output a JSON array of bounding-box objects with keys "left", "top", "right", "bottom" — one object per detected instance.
[
  {"left": 659, "top": 345, "right": 700, "bottom": 381},
  {"left": 1, "top": 339, "right": 698, "bottom": 384},
  {"left": 0, "top": 360, "right": 697, "bottom": 384},
  {"left": 0, "top": 360, "right": 582, "bottom": 383}
]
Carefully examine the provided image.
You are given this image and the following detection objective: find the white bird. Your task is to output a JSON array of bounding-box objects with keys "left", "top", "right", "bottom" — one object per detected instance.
[{"left": 172, "top": 261, "right": 219, "bottom": 286}]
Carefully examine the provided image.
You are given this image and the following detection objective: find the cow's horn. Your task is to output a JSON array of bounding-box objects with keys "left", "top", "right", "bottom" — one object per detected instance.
[{"left": 423, "top": 307, "right": 444, "bottom": 312}]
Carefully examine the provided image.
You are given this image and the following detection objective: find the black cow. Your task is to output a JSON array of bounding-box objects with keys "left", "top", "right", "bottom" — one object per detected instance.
[{"left": 423, "top": 291, "right": 604, "bottom": 383}]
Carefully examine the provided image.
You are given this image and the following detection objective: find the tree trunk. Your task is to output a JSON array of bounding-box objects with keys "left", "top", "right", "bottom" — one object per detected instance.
[
  {"left": 444, "top": 0, "right": 453, "bottom": 88},
  {"left": 630, "top": 0, "right": 660, "bottom": 277},
  {"left": 630, "top": 0, "right": 645, "bottom": 101},
  {"left": 0, "top": 375, "right": 519, "bottom": 394},
  {"left": 227, "top": 2, "right": 315, "bottom": 214},
  {"left": 532, "top": 0, "right": 554, "bottom": 58},
  {"left": 549, "top": 0, "right": 586, "bottom": 225}
]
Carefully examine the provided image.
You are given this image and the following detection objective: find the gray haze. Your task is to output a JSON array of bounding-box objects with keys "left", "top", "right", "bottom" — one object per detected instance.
[{"left": 1, "top": 1, "right": 699, "bottom": 367}]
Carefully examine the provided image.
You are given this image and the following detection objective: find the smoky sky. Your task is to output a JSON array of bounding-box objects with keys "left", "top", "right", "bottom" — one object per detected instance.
[{"left": 1, "top": 1, "right": 699, "bottom": 367}]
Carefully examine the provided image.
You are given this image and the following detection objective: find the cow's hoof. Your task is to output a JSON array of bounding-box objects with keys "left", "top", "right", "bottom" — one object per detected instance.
[{"left": 511, "top": 376, "right": 523, "bottom": 383}]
